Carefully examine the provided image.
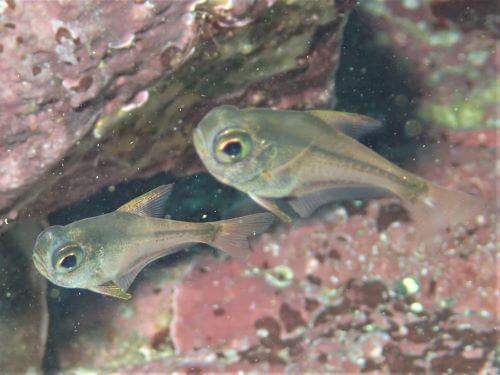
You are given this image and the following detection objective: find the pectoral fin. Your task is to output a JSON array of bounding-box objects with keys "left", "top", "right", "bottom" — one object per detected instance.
[
  {"left": 307, "top": 110, "right": 381, "bottom": 139},
  {"left": 90, "top": 282, "right": 132, "bottom": 300},
  {"left": 288, "top": 185, "right": 394, "bottom": 217},
  {"left": 117, "top": 184, "right": 173, "bottom": 218},
  {"left": 113, "top": 266, "right": 143, "bottom": 293},
  {"left": 248, "top": 194, "right": 293, "bottom": 223}
]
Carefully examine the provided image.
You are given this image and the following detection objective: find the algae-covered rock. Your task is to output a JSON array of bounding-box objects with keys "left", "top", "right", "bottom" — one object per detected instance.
[
  {"left": 358, "top": 0, "right": 498, "bottom": 130},
  {"left": 0, "top": 0, "right": 353, "bottom": 231}
]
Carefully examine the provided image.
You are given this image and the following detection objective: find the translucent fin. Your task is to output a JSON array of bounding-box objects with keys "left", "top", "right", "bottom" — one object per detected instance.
[
  {"left": 406, "top": 183, "right": 486, "bottom": 242},
  {"left": 307, "top": 110, "right": 381, "bottom": 138},
  {"left": 90, "top": 282, "right": 132, "bottom": 300},
  {"left": 117, "top": 184, "right": 173, "bottom": 218},
  {"left": 213, "top": 213, "right": 275, "bottom": 259},
  {"left": 249, "top": 193, "right": 293, "bottom": 223},
  {"left": 114, "top": 266, "right": 143, "bottom": 293},
  {"left": 288, "top": 185, "right": 394, "bottom": 217}
]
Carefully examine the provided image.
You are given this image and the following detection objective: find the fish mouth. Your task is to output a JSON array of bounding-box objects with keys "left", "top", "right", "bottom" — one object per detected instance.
[
  {"left": 32, "top": 252, "right": 49, "bottom": 278},
  {"left": 193, "top": 126, "right": 211, "bottom": 162},
  {"left": 192, "top": 127, "right": 206, "bottom": 151}
]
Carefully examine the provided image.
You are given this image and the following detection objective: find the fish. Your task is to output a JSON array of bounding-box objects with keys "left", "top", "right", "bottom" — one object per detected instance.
[
  {"left": 193, "top": 105, "right": 485, "bottom": 238},
  {"left": 32, "top": 184, "right": 274, "bottom": 299}
]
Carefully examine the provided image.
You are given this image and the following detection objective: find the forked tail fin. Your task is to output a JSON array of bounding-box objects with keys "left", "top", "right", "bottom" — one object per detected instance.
[
  {"left": 212, "top": 213, "right": 275, "bottom": 259},
  {"left": 407, "top": 183, "right": 486, "bottom": 242}
]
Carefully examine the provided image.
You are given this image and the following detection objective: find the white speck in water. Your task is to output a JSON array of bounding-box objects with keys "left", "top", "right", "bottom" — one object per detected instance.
[
  {"left": 476, "top": 215, "right": 486, "bottom": 226},
  {"left": 479, "top": 310, "right": 490, "bottom": 318},
  {"left": 202, "top": 214, "right": 207, "bottom": 219},
  {"left": 402, "top": 277, "right": 420, "bottom": 295},
  {"left": 410, "top": 302, "right": 423, "bottom": 313},
  {"left": 402, "top": 0, "right": 421, "bottom": 9},
  {"left": 0, "top": 1, "right": 8, "bottom": 14},
  {"left": 306, "top": 258, "right": 320, "bottom": 274},
  {"left": 256, "top": 328, "right": 269, "bottom": 338}
]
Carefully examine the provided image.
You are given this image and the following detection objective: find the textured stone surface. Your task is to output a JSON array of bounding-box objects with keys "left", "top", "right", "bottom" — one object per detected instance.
[{"left": 0, "top": 0, "right": 351, "bottom": 231}]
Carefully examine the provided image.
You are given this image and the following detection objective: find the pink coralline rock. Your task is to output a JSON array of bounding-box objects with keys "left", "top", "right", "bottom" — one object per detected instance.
[
  {"left": 171, "top": 259, "right": 284, "bottom": 352},
  {"left": 0, "top": 0, "right": 353, "bottom": 230},
  {"left": 165, "top": 129, "right": 497, "bottom": 372}
]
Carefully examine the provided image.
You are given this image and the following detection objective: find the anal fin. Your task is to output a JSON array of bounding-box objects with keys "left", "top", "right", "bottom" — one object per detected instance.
[{"left": 288, "top": 185, "right": 394, "bottom": 217}]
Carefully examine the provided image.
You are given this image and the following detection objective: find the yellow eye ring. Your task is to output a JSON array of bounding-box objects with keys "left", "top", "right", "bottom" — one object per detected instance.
[
  {"left": 214, "top": 129, "right": 252, "bottom": 163},
  {"left": 53, "top": 244, "right": 83, "bottom": 272}
]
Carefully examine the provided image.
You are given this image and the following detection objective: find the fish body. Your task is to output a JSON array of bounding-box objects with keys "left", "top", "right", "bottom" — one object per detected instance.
[
  {"left": 193, "top": 105, "right": 484, "bottom": 234},
  {"left": 32, "top": 185, "right": 273, "bottom": 299}
]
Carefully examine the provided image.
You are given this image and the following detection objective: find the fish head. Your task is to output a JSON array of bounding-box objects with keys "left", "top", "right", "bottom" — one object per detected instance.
[
  {"left": 193, "top": 105, "right": 276, "bottom": 191},
  {"left": 32, "top": 225, "right": 96, "bottom": 288}
]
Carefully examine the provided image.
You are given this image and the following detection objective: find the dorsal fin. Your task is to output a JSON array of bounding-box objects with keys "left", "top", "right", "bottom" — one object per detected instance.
[
  {"left": 307, "top": 110, "right": 381, "bottom": 139},
  {"left": 117, "top": 184, "right": 173, "bottom": 218}
]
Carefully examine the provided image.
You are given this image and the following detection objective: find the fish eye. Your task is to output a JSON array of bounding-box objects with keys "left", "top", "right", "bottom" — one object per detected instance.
[
  {"left": 214, "top": 129, "right": 252, "bottom": 163},
  {"left": 59, "top": 254, "right": 77, "bottom": 269},
  {"left": 53, "top": 244, "right": 83, "bottom": 272}
]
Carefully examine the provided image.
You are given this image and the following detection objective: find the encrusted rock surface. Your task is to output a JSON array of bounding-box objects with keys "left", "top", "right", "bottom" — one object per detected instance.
[
  {"left": 45, "top": 128, "right": 497, "bottom": 372},
  {"left": 0, "top": 0, "right": 351, "bottom": 230}
]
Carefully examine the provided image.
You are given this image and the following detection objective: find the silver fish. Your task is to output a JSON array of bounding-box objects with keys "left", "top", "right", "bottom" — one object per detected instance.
[{"left": 32, "top": 184, "right": 274, "bottom": 299}]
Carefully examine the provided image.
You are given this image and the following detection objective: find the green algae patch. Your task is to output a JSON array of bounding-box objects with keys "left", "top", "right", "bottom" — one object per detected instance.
[{"left": 418, "top": 82, "right": 499, "bottom": 129}]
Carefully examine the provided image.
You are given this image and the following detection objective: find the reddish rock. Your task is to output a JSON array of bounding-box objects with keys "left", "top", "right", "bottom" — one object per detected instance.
[
  {"left": 166, "top": 130, "right": 496, "bottom": 372},
  {"left": 0, "top": 0, "right": 353, "bottom": 230}
]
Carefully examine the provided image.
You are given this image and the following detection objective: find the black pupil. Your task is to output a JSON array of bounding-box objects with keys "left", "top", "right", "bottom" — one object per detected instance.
[
  {"left": 222, "top": 141, "right": 242, "bottom": 156},
  {"left": 60, "top": 254, "right": 77, "bottom": 269}
]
